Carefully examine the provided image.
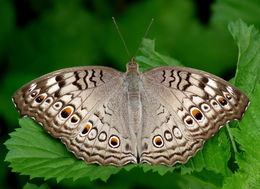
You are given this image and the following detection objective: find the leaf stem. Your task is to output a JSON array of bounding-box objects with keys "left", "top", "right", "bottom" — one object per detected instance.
[{"left": 226, "top": 123, "right": 237, "bottom": 153}]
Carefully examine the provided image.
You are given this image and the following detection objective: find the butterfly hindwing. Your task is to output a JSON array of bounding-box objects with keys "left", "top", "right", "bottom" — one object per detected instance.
[
  {"left": 138, "top": 85, "right": 204, "bottom": 165},
  {"left": 61, "top": 87, "right": 138, "bottom": 165}
]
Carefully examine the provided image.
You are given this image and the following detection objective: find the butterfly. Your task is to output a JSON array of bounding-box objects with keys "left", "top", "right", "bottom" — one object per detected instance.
[{"left": 12, "top": 57, "right": 249, "bottom": 166}]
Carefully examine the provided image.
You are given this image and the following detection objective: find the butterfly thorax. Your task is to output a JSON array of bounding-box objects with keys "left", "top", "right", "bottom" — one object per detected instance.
[
  {"left": 126, "top": 58, "right": 142, "bottom": 137},
  {"left": 126, "top": 58, "right": 140, "bottom": 93}
]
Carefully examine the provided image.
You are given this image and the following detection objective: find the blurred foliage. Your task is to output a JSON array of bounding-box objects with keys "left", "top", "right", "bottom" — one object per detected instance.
[
  {"left": 1, "top": 0, "right": 260, "bottom": 188},
  {"left": 5, "top": 19, "right": 260, "bottom": 189}
]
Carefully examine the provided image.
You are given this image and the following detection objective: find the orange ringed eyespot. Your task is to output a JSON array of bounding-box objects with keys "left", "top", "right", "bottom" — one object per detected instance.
[
  {"left": 111, "top": 138, "right": 118, "bottom": 145},
  {"left": 155, "top": 137, "right": 162, "bottom": 145},
  {"left": 82, "top": 122, "right": 92, "bottom": 135},
  {"left": 85, "top": 123, "right": 91, "bottom": 131},
  {"left": 153, "top": 135, "right": 164, "bottom": 147},
  {"left": 109, "top": 136, "right": 120, "bottom": 148},
  {"left": 218, "top": 97, "right": 227, "bottom": 106},
  {"left": 186, "top": 117, "right": 193, "bottom": 125},
  {"left": 192, "top": 109, "right": 203, "bottom": 120},
  {"left": 61, "top": 107, "right": 72, "bottom": 118},
  {"left": 225, "top": 93, "right": 232, "bottom": 100},
  {"left": 35, "top": 95, "right": 45, "bottom": 103},
  {"left": 71, "top": 116, "right": 78, "bottom": 123}
]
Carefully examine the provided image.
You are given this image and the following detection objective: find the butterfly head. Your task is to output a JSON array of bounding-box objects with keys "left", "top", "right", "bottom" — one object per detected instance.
[{"left": 126, "top": 57, "right": 139, "bottom": 73}]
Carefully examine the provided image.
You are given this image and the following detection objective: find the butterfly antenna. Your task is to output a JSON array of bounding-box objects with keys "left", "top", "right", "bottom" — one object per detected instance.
[
  {"left": 112, "top": 17, "right": 131, "bottom": 59},
  {"left": 134, "top": 18, "right": 154, "bottom": 58}
]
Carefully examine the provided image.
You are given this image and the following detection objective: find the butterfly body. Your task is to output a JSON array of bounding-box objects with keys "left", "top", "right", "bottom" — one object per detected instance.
[
  {"left": 125, "top": 59, "right": 142, "bottom": 136},
  {"left": 12, "top": 59, "right": 249, "bottom": 166}
]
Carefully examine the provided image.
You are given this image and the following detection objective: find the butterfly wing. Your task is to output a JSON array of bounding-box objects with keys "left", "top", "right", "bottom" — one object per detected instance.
[
  {"left": 12, "top": 66, "right": 137, "bottom": 166},
  {"left": 139, "top": 66, "right": 250, "bottom": 166}
]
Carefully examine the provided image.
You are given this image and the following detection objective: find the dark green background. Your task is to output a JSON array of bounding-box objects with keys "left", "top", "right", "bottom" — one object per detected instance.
[{"left": 1, "top": 0, "right": 260, "bottom": 188}]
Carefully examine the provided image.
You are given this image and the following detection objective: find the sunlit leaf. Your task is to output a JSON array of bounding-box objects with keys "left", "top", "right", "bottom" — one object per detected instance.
[
  {"left": 23, "top": 182, "right": 50, "bottom": 189},
  {"left": 221, "top": 20, "right": 260, "bottom": 189},
  {"left": 5, "top": 118, "right": 122, "bottom": 182},
  {"left": 229, "top": 19, "right": 260, "bottom": 95}
]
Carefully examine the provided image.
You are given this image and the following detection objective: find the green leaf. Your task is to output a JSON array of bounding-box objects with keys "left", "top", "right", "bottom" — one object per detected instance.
[
  {"left": 181, "top": 129, "right": 231, "bottom": 177},
  {"left": 223, "top": 84, "right": 260, "bottom": 189},
  {"left": 136, "top": 38, "right": 183, "bottom": 71},
  {"left": 223, "top": 172, "right": 249, "bottom": 189},
  {"left": 140, "top": 163, "right": 180, "bottom": 176},
  {"left": 229, "top": 19, "right": 260, "bottom": 95},
  {"left": 23, "top": 182, "right": 50, "bottom": 189},
  {"left": 221, "top": 20, "right": 260, "bottom": 189},
  {"left": 5, "top": 118, "right": 123, "bottom": 182}
]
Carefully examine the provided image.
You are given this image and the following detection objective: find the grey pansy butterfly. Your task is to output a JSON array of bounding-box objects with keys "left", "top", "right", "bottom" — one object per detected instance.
[{"left": 12, "top": 57, "right": 249, "bottom": 166}]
